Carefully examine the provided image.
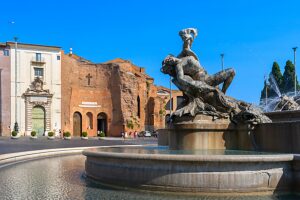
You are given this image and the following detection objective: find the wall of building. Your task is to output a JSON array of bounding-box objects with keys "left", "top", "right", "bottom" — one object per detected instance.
[
  {"left": 9, "top": 43, "right": 61, "bottom": 135},
  {"left": 61, "top": 54, "right": 116, "bottom": 136},
  {"left": 105, "top": 60, "right": 178, "bottom": 134},
  {"left": 61, "top": 54, "right": 177, "bottom": 137},
  {"left": 0, "top": 46, "right": 11, "bottom": 136},
  {"left": 154, "top": 87, "right": 183, "bottom": 129}
]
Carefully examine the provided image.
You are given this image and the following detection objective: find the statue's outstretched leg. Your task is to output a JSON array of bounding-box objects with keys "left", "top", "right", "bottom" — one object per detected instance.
[
  {"left": 205, "top": 68, "right": 235, "bottom": 94},
  {"left": 222, "top": 70, "right": 235, "bottom": 93}
]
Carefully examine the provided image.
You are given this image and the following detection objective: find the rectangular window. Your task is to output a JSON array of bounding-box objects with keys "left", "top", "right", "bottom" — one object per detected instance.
[
  {"left": 57, "top": 55, "right": 61, "bottom": 60},
  {"left": 36, "top": 53, "right": 42, "bottom": 62},
  {"left": 3, "top": 50, "right": 9, "bottom": 56},
  {"left": 34, "top": 68, "right": 44, "bottom": 78}
]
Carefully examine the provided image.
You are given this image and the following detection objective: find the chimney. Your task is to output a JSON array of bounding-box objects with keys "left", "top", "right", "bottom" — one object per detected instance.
[{"left": 69, "top": 48, "right": 73, "bottom": 56}]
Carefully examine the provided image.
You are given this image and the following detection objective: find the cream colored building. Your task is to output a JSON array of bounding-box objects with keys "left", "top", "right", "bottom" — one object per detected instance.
[{"left": 8, "top": 42, "right": 61, "bottom": 136}]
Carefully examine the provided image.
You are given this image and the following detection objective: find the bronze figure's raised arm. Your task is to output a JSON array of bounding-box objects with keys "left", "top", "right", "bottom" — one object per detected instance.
[{"left": 178, "top": 28, "right": 199, "bottom": 61}]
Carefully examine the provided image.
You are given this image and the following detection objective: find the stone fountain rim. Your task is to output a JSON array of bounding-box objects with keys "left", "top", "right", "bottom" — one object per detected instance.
[{"left": 83, "top": 147, "right": 295, "bottom": 162}]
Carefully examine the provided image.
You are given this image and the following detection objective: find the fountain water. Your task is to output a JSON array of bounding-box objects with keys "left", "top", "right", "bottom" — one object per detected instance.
[
  {"left": 269, "top": 74, "right": 282, "bottom": 97},
  {"left": 262, "top": 74, "right": 300, "bottom": 112}
]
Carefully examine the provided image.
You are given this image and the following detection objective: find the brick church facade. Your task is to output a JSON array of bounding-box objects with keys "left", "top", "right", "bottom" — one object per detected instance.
[{"left": 61, "top": 52, "right": 182, "bottom": 137}]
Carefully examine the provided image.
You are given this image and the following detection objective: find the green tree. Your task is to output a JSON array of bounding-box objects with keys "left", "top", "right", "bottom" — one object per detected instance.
[
  {"left": 271, "top": 62, "right": 283, "bottom": 91},
  {"left": 282, "top": 60, "right": 298, "bottom": 93}
]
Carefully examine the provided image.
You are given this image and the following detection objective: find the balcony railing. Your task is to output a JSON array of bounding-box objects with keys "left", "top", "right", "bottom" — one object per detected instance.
[{"left": 31, "top": 57, "right": 45, "bottom": 64}]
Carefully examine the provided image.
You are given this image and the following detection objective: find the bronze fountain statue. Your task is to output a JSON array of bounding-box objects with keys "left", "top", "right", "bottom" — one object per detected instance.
[{"left": 161, "top": 28, "right": 271, "bottom": 124}]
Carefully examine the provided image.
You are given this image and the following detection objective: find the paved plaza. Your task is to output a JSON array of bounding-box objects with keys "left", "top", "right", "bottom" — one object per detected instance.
[{"left": 0, "top": 136, "right": 157, "bottom": 154}]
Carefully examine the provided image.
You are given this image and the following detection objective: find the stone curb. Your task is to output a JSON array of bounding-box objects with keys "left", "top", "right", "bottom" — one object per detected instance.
[
  {"left": 98, "top": 137, "right": 154, "bottom": 141},
  {"left": 294, "top": 154, "right": 300, "bottom": 160},
  {"left": 83, "top": 150, "right": 295, "bottom": 162},
  {"left": 0, "top": 145, "right": 142, "bottom": 168},
  {"left": 98, "top": 137, "right": 126, "bottom": 141}
]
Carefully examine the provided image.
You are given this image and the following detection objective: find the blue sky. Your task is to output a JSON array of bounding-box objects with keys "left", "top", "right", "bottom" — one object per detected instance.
[{"left": 1, "top": 0, "right": 300, "bottom": 104}]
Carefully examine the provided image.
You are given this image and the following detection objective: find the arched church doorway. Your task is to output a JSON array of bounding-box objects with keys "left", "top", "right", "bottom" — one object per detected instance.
[
  {"left": 137, "top": 96, "right": 141, "bottom": 118},
  {"left": 86, "top": 112, "right": 93, "bottom": 129},
  {"left": 73, "top": 112, "right": 82, "bottom": 136},
  {"left": 32, "top": 106, "right": 45, "bottom": 136},
  {"left": 97, "top": 112, "right": 107, "bottom": 135}
]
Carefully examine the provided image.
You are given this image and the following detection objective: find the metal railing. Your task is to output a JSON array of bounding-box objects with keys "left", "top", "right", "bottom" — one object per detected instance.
[{"left": 31, "top": 57, "right": 45, "bottom": 63}]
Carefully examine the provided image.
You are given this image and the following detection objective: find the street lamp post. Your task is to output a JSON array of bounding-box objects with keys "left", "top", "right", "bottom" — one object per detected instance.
[
  {"left": 13, "top": 37, "right": 19, "bottom": 132},
  {"left": 0, "top": 69, "right": 2, "bottom": 135},
  {"left": 293, "top": 47, "right": 298, "bottom": 97},
  {"left": 169, "top": 76, "right": 172, "bottom": 115},
  {"left": 220, "top": 53, "right": 224, "bottom": 71},
  {"left": 264, "top": 75, "right": 268, "bottom": 107}
]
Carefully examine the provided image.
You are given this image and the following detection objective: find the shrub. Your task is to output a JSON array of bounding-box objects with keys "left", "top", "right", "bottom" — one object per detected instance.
[
  {"left": 31, "top": 131, "right": 37, "bottom": 137},
  {"left": 99, "top": 131, "right": 105, "bottom": 137},
  {"left": 48, "top": 132, "right": 54, "bottom": 137},
  {"left": 82, "top": 132, "right": 88, "bottom": 137},
  {"left": 11, "top": 131, "right": 18, "bottom": 137},
  {"left": 126, "top": 120, "right": 134, "bottom": 129},
  {"left": 159, "top": 109, "right": 166, "bottom": 116},
  {"left": 63, "top": 131, "right": 71, "bottom": 137}
]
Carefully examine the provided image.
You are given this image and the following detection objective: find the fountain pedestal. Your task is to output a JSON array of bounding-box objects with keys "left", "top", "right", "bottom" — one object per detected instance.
[{"left": 166, "top": 114, "right": 253, "bottom": 151}]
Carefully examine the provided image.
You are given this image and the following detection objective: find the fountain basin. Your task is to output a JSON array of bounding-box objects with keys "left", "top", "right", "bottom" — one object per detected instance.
[{"left": 83, "top": 147, "right": 296, "bottom": 194}]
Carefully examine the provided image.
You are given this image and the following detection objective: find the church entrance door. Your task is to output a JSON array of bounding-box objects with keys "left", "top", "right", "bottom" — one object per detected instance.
[
  {"left": 73, "top": 112, "right": 82, "bottom": 137},
  {"left": 97, "top": 113, "right": 107, "bottom": 135},
  {"left": 32, "top": 106, "right": 45, "bottom": 136}
]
